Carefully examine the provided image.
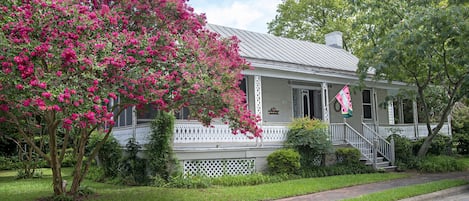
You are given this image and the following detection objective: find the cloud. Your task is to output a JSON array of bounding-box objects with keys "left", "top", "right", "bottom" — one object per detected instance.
[{"left": 189, "top": 0, "right": 282, "bottom": 33}]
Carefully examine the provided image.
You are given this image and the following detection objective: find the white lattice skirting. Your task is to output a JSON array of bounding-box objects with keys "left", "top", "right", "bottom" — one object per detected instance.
[{"left": 183, "top": 158, "right": 256, "bottom": 177}]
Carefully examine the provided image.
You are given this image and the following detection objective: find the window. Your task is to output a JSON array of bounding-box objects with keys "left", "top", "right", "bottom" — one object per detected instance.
[
  {"left": 175, "top": 107, "right": 190, "bottom": 120},
  {"left": 239, "top": 76, "right": 248, "bottom": 104},
  {"left": 136, "top": 104, "right": 158, "bottom": 124},
  {"left": 113, "top": 97, "right": 133, "bottom": 127},
  {"left": 362, "top": 90, "right": 372, "bottom": 119}
]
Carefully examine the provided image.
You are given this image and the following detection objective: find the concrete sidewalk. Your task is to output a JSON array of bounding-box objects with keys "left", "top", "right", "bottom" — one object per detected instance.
[{"left": 275, "top": 171, "right": 469, "bottom": 201}]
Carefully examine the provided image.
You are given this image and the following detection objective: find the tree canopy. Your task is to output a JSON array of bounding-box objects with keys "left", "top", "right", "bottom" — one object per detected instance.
[
  {"left": 0, "top": 0, "right": 261, "bottom": 196},
  {"left": 269, "top": 0, "right": 469, "bottom": 156}
]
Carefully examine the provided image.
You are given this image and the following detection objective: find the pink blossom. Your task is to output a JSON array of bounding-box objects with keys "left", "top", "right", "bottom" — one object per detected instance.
[
  {"left": 23, "top": 99, "right": 31, "bottom": 107},
  {"left": 16, "top": 84, "right": 24, "bottom": 90},
  {"left": 41, "top": 92, "right": 52, "bottom": 99},
  {"left": 52, "top": 105, "right": 61, "bottom": 111},
  {"left": 108, "top": 92, "right": 117, "bottom": 99},
  {"left": 56, "top": 71, "right": 62, "bottom": 77},
  {"left": 0, "top": 104, "right": 9, "bottom": 112},
  {"left": 38, "top": 82, "right": 46, "bottom": 89}
]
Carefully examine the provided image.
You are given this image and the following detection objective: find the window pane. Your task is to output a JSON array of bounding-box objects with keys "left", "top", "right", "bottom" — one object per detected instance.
[
  {"left": 363, "top": 105, "right": 372, "bottom": 119},
  {"left": 239, "top": 77, "right": 247, "bottom": 94},
  {"left": 126, "top": 107, "right": 133, "bottom": 126},
  {"left": 137, "top": 104, "right": 158, "bottom": 120},
  {"left": 362, "top": 90, "right": 371, "bottom": 103}
]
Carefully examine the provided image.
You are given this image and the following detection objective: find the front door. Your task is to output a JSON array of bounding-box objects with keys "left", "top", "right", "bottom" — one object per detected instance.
[{"left": 293, "top": 88, "right": 322, "bottom": 119}]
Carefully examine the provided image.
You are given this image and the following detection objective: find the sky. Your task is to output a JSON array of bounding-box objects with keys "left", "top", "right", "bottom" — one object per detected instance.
[{"left": 187, "top": 0, "right": 283, "bottom": 34}]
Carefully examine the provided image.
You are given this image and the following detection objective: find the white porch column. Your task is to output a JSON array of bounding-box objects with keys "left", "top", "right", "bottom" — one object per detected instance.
[
  {"left": 412, "top": 100, "right": 419, "bottom": 139},
  {"left": 321, "top": 82, "right": 330, "bottom": 124},
  {"left": 398, "top": 99, "right": 404, "bottom": 124},
  {"left": 254, "top": 75, "right": 263, "bottom": 146},
  {"left": 372, "top": 88, "right": 380, "bottom": 131},
  {"left": 132, "top": 106, "right": 137, "bottom": 139},
  {"left": 387, "top": 100, "right": 395, "bottom": 125}
]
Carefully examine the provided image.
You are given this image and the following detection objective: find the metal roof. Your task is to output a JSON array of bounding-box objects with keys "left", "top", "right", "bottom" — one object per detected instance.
[{"left": 207, "top": 24, "right": 359, "bottom": 73}]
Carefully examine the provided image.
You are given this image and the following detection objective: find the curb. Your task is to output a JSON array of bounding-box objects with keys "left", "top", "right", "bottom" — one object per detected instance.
[{"left": 399, "top": 184, "right": 469, "bottom": 201}]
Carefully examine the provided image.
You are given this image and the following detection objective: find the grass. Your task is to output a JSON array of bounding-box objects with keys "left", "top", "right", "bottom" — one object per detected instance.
[
  {"left": 0, "top": 169, "right": 408, "bottom": 201},
  {"left": 344, "top": 179, "right": 469, "bottom": 201}
]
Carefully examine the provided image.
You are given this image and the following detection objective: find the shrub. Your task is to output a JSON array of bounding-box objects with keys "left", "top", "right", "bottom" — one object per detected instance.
[
  {"left": 285, "top": 117, "right": 332, "bottom": 168},
  {"left": 387, "top": 134, "right": 414, "bottom": 164},
  {"left": 210, "top": 173, "right": 295, "bottom": 186},
  {"left": 412, "top": 135, "right": 452, "bottom": 156},
  {"left": 452, "top": 104, "right": 469, "bottom": 155},
  {"left": 0, "top": 156, "right": 20, "bottom": 170},
  {"left": 87, "top": 132, "right": 122, "bottom": 178},
  {"left": 335, "top": 147, "right": 361, "bottom": 165},
  {"left": 267, "top": 149, "right": 301, "bottom": 174},
  {"left": 118, "top": 138, "right": 148, "bottom": 185},
  {"left": 85, "top": 166, "right": 106, "bottom": 182},
  {"left": 416, "top": 155, "right": 465, "bottom": 173},
  {"left": 146, "top": 111, "right": 178, "bottom": 181},
  {"left": 454, "top": 133, "right": 469, "bottom": 155},
  {"left": 300, "top": 163, "right": 376, "bottom": 178},
  {"left": 167, "top": 174, "right": 211, "bottom": 189}
]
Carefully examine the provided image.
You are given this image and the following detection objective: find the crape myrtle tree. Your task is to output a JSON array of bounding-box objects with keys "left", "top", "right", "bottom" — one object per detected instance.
[{"left": 0, "top": 0, "right": 262, "bottom": 196}]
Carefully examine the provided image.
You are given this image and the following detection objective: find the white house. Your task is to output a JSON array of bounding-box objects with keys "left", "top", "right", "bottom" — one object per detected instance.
[{"left": 112, "top": 24, "right": 451, "bottom": 177}]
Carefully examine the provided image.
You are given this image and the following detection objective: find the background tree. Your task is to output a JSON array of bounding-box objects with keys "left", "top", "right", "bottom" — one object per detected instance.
[
  {"left": 269, "top": 0, "right": 468, "bottom": 157},
  {"left": 267, "top": 0, "right": 354, "bottom": 51},
  {"left": 0, "top": 0, "right": 261, "bottom": 197},
  {"left": 358, "top": 4, "right": 469, "bottom": 156}
]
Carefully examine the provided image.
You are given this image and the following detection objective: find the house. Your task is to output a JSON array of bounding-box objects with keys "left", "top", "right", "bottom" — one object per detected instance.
[{"left": 112, "top": 24, "right": 451, "bottom": 177}]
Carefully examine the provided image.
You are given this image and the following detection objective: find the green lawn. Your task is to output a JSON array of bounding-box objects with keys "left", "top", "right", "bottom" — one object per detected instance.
[
  {"left": 0, "top": 169, "right": 408, "bottom": 201},
  {"left": 344, "top": 179, "right": 469, "bottom": 201}
]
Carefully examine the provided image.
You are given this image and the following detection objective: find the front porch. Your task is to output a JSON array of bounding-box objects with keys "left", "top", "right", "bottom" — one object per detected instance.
[{"left": 112, "top": 121, "right": 451, "bottom": 175}]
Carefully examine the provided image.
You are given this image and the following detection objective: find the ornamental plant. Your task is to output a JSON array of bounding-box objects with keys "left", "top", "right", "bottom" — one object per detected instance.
[
  {"left": 285, "top": 117, "right": 332, "bottom": 168},
  {"left": 0, "top": 0, "right": 261, "bottom": 197}
]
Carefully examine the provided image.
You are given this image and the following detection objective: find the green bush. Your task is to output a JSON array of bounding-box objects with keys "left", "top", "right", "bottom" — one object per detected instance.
[
  {"left": 285, "top": 117, "right": 332, "bottom": 168},
  {"left": 412, "top": 135, "right": 452, "bottom": 156},
  {"left": 335, "top": 147, "right": 361, "bottom": 164},
  {"left": 454, "top": 133, "right": 469, "bottom": 155},
  {"left": 0, "top": 156, "right": 21, "bottom": 170},
  {"left": 416, "top": 155, "right": 465, "bottom": 173},
  {"left": 61, "top": 149, "right": 76, "bottom": 168},
  {"left": 387, "top": 134, "right": 414, "bottom": 164},
  {"left": 210, "top": 173, "right": 296, "bottom": 186},
  {"left": 300, "top": 163, "right": 376, "bottom": 178},
  {"left": 167, "top": 174, "right": 211, "bottom": 189},
  {"left": 85, "top": 166, "right": 106, "bottom": 182},
  {"left": 452, "top": 104, "right": 469, "bottom": 155},
  {"left": 87, "top": 132, "right": 122, "bottom": 178},
  {"left": 118, "top": 138, "right": 148, "bottom": 186},
  {"left": 267, "top": 149, "right": 301, "bottom": 174},
  {"left": 146, "top": 111, "right": 178, "bottom": 181}
]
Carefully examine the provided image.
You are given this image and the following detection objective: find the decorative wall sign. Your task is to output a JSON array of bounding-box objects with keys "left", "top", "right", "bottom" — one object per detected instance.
[{"left": 268, "top": 107, "right": 279, "bottom": 115}]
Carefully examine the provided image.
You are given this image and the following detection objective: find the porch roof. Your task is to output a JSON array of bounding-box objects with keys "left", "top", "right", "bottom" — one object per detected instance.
[{"left": 207, "top": 24, "right": 359, "bottom": 73}]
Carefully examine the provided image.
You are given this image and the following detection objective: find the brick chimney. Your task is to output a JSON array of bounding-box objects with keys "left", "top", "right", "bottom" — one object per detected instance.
[{"left": 325, "top": 31, "right": 343, "bottom": 49}]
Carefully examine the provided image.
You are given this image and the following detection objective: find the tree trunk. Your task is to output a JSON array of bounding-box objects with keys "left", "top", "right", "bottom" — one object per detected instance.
[
  {"left": 49, "top": 127, "right": 64, "bottom": 195},
  {"left": 70, "top": 129, "right": 88, "bottom": 196}
]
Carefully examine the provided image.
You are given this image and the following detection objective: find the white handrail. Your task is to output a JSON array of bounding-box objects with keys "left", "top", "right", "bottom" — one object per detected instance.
[
  {"left": 343, "top": 123, "right": 373, "bottom": 162},
  {"left": 363, "top": 123, "right": 395, "bottom": 165}
]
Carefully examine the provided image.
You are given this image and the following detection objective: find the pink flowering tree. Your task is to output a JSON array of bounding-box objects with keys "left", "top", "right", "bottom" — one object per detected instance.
[{"left": 0, "top": 0, "right": 261, "bottom": 196}]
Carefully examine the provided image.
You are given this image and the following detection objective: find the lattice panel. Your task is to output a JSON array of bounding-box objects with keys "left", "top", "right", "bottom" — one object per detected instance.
[{"left": 183, "top": 159, "right": 255, "bottom": 177}]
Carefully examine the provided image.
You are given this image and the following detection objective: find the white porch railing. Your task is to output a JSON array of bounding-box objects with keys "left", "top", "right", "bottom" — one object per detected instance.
[
  {"left": 378, "top": 123, "right": 450, "bottom": 139},
  {"left": 173, "top": 123, "right": 288, "bottom": 144},
  {"left": 363, "top": 123, "right": 395, "bottom": 165},
  {"left": 330, "top": 123, "right": 373, "bottom": 161},
  {"left": 112, "top": 123, "right": 289, "bottom": 146}
]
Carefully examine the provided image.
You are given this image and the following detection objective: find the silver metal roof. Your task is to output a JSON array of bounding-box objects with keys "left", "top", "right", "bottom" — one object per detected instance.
[{"left": 207, "top": 24, "right": 359, "bottom": 73}]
